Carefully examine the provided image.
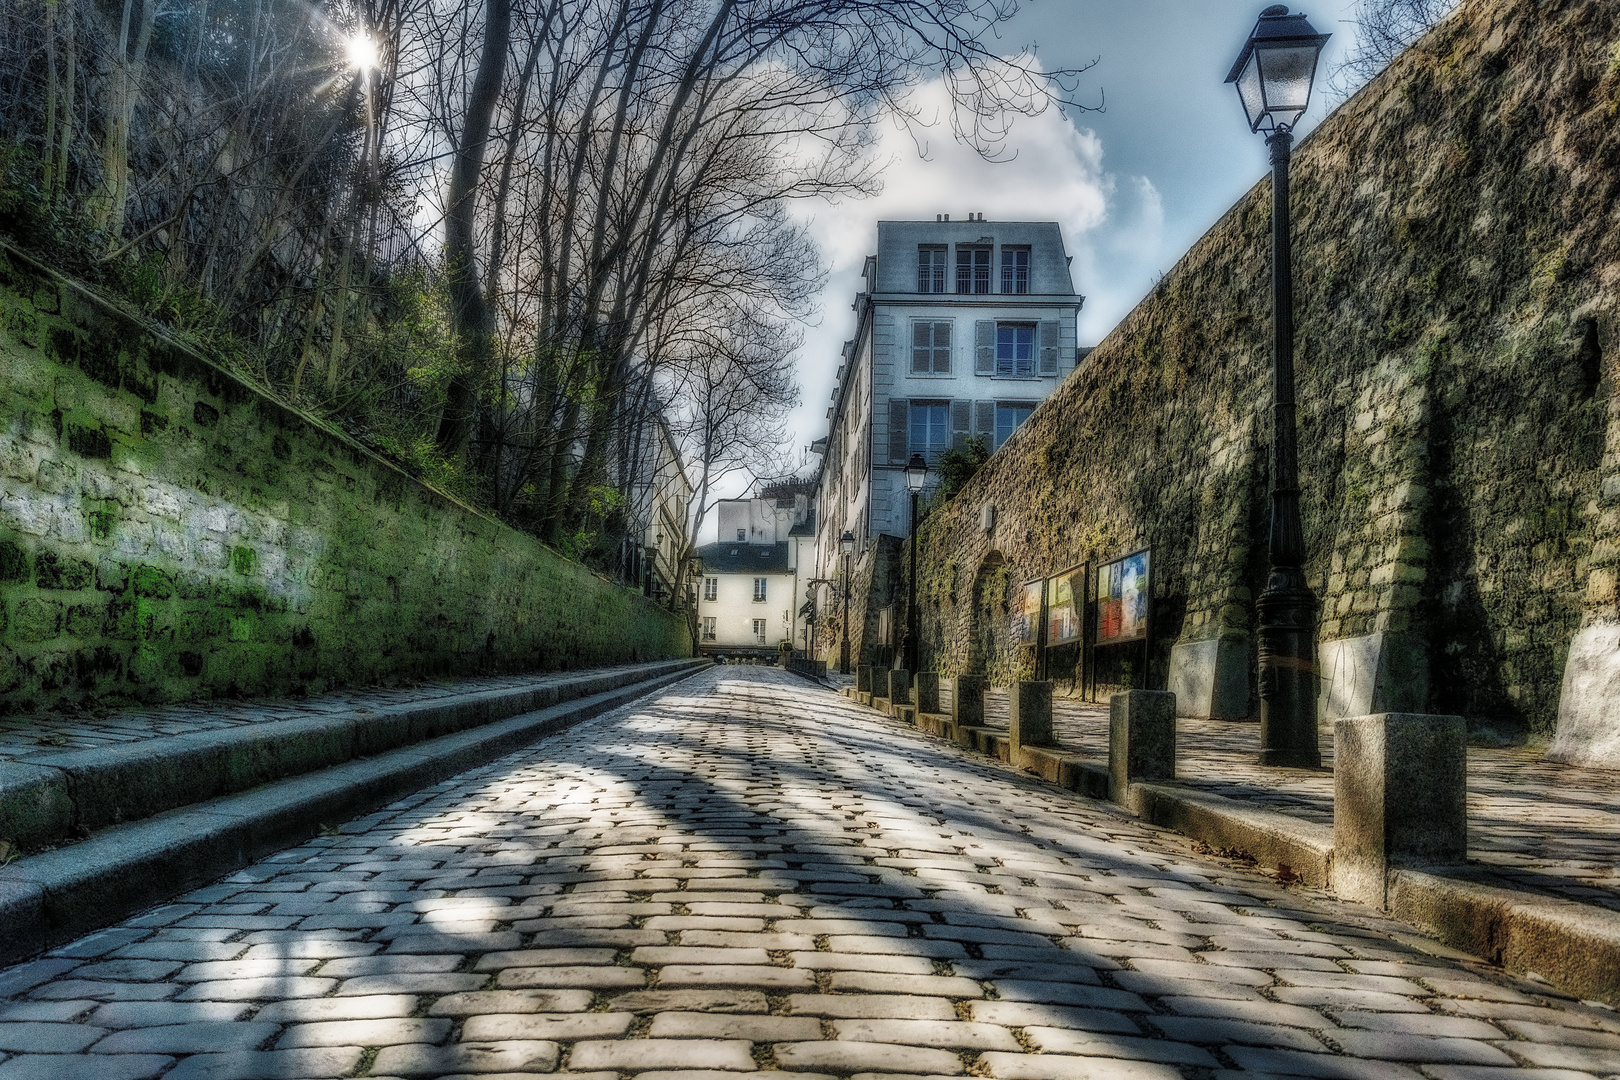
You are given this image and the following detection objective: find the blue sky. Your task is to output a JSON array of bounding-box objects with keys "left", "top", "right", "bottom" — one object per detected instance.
[{"left": 774, "top": 0, "right": 1367, "bottom": 480}]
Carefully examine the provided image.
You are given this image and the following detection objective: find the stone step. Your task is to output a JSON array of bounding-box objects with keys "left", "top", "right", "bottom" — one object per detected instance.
[
  {"left": 1, "top": 659, "right": 705, "bottom": 854},
  {"left": 0, "top": 660, "right": 708, "bottom": 963}
]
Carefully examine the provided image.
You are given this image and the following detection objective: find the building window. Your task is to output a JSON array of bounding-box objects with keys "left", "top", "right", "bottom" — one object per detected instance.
[
  {"left": 956, "top": 246, "right": 990, "bottom": 294},
  {"left": 704, "top": 577, "right": 718, "bottom": 602},
  {"left": 702, "top": 617, "right": 716, "bottom": 641},
  {"left": 996, "top": 323, "right": 1035, "bottom": 377},
  {"left": 917, "top": 246, "right": 947, "bottom": 293},
  {"left": 736, "top": 529, "right": 746, "bottom": 541},
  {"left": 995, "top": 402, "right": 1036, "bottom": 449},
  {"left": 1001, "top": 247, "right": 1030, "bottom": 294},
  {"left": 754, "top": 577, "right": 768, "bottom": 602},
  {"left": 753, "top": 619, "right": 768, "bottom": 645},
  {"left": 911, "top": 320, "right": 952, "bottom": 374},
  {"left": 909, "top": 401, "right": 950, "bottom": 457}
]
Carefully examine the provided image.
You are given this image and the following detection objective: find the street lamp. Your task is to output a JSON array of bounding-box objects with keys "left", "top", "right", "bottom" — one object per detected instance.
[
  {"left": 1226, "top": 5, "right": 1329, "bottom": 768},
  {"left": 839, "top": 530, "right": 855, "bottom": 675},
  {"left": 903, "top": 453, "right": 928, "bottom": 672}
]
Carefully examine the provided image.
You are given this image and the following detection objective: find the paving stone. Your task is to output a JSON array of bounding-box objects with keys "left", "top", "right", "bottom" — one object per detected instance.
[
  {"left": 428, "top": 990, "right": 597, "bottom": 1016},
  {"left": 785, "top": 995, "right": 958, "bottom": 1020},
  {"left": 161, "top": 1046, "right": 365, "bottom": 1079},
  {"left": 493, "top": 965, "right": 646, "bottom": 989},
  {"left": 471, "top": 949, "right": 617, "bottom": 971},
  {"left": 1503, "top": 1042, "right": 1620, "bottom": 1071},
  {"left": 25, "top": 980, "right": 177, "bottom": 1001},
  {"left": 655, "top": 965, "right": 813, "bottom": 990},
  {"left": 1022, "top": 1025, "right": 1220, "bottom": 1065},
  {"left": 1221, "top": 1045, "right": 1427, "bottom": 1078},
  {"left": 371, "top": 1040, "right": 560, "bottom": 1076},
  {"left": 0, "top": 1021, "right": 107, "bottom": 1052},
  {"left": 602, "top": 990, "right": 769, "bottom": 1015},
  {"left": 174, "top": 977, "right": 337, "bottom": 1000},
  {"left": 1331, "top": 1010, "right": 1505, "bottom": 1038},
  {"left": 829, "top": 1018, "right": 1020, "bottom": 1050},
  {"left": 826, "top": 972, "right": 981, "bottom": 997},
  {"left": 966, "top": 1001, "right": 1140, "bottom": 1034},
  {"left": 568, "top": 1038, "right": 756, "bottom": 1071},
  {"left": 0, "top": 1054, "right": 174, "bottom": 1079},
  {"left": 1496, "top": 1018, "right": 1620, "bottom": 1047},
  {"left": 0, "top": 1001, "right": 97, "bottom": 1022},
  {"left": 646, "top": 1012, "right": 823, "bottom": 1042},
  {"left": 989, "top": 980, "right": 1144, "bottom": 1011},
  {"left": 89, "top": 1021, "right": 281, "bottom": 1054},
  {"left": 70, "top": 960, "right": 182, "bottom": 982},
  {"left": 772, "top": 1041, "right": 964, "bottom": 1075},
  {"left": 333, "top": 973, "right": 487, "bottom": 994},
  {"left": 975, "top": 1052, "right": 1183, "bottom": 1079},
  {"left": 90, "top": 1001, "right": 250, "bottom": 1027},
  {"left": 787, "top": 952, "right": 935, "bottom": 974},
  {"left": 254, "top": 995, "right": 419, "bottom": 1022},
  {"left": 461, "top": 1012, "right": 635, "bottom": 1041},
  {"left": 275, "top": 1017, "right": 452, "bottom": 1048}
]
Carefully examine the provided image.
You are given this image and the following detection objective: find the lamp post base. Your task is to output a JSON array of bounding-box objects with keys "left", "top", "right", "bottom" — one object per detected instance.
[{"left": 1256, "top": 581, "right": 1322, "bottom": 768}]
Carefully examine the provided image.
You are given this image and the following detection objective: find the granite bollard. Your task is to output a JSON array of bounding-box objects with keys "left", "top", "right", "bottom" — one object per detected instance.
[
  {"left": 1332, "top": 712, "right": 1467, "bottom": 907},
  {"left": 1109, "top": 690, "right": 1177, "bottom": 804},
  {"left": 949, "top": 676, "right": 986, "bottom": 728},
  {"left": 856, "top": 665, "right": 872, "bottom": 693},
  {"left": 1009, "top": 681, "right": 1055, "bottom": 752},
  {"left": 915, "top": 672, "right": 940, "bottom": 715},
  {"left": 887, "top": 669, "right": 913, "bottom": 710}
]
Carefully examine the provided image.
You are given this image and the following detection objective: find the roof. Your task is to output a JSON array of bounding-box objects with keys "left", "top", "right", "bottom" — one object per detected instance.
[
  {"left": 697, "top": 541, "right": 792, "bottom": 574},
  {"left": 788, "top": 509, "right": 817, "bottom": 538}
]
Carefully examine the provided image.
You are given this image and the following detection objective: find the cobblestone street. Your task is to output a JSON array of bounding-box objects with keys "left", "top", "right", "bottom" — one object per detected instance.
[{"left": 3, "top": 666, "right": 1618, "bottom": 1080}]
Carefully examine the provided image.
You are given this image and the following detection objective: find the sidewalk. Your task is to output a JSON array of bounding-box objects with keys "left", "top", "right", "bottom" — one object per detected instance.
[{"left": 964, "top": 689, "right": 1620, "bottom": 915}]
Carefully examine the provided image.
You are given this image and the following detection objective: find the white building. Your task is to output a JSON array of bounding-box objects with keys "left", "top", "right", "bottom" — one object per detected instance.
[
  {"left": 695, "top": 485, "right": 816, "bottom": 657},
  {"left": 809, "top": 216, "right": 1086, "bottom": 653}
]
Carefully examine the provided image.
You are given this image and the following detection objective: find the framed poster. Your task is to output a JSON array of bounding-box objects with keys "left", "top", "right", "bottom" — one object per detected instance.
[
  {"left": 1014, "top": 578, "right": 1043, "bottom": 645},
  {"left": 1046, "top": 564, "right": 1084, "bottom": 646},
  {"left": 1096, "top": 548, "right": 1150, "bottom": 646}
]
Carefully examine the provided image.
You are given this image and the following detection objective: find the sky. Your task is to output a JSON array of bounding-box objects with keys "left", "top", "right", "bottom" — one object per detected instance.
[{"left": 729, "top": 0, "right": 1368, "bottom": 532}]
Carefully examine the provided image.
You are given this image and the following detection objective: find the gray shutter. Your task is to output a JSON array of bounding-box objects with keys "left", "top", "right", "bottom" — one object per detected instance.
[
  {"left": 935, "top": 321, "right": 953, "bottom": 373},
  {"left": 1038, "top": 320, "right": 1060, "bottom": 375},
  {"left": 975, "top": 320, "right": 995, "bottom": 374},
  {"left": 974, "top": 400, "right": 995, "bottom": 444},
  {"left": 889, "top": 398, "right": 910, "bottom": 463},
  {"left": 911, "top": 321, "right": 930, "bottom": 373},
  {"left": 950, "top": 400, "right": 971, "bottom": 450}
]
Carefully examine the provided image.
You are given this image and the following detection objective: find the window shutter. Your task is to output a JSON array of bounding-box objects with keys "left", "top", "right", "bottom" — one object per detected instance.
[
  {"left": 889, "top": 398, "right": 910, "bottom": 463},
  {"left": 975, "top": 321, "right": 995, "bottom": 374},
  {"left": 934, "top": 322, "right": 952, "bottom": 373},
  {"left": 1039, "top": 320, "right": 1060, "bottom": 375},
  {"left": 950, "top": 400, "right": 971, "bottom": 450},
  {"left": 973, "top": 400, "right": 995, "bottom": 442},
  {"left": 911, "top": 321, "right": 930, "bottom": 373}
]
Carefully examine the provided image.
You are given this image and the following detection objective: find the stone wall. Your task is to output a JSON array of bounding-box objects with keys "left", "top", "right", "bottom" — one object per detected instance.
[
  {"left": 912, "top": 0, "right": 1620, "bottom": 766},
  {"left": 0, "top": 246, "right": 691, "bottom": 712}
]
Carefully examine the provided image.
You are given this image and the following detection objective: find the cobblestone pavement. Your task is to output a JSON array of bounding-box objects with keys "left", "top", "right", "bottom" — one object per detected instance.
[
  {"left": 962, "top": 688, "right": 1620, "bottom": 915},
  {"left": 0, "top": 666, "right": 649, "bottom": 764},
  {"left": 3, "top": 666, "right": 1619, "bottom": 1079}
]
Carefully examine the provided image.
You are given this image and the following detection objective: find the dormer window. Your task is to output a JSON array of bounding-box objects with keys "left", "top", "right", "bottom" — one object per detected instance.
[
  {"left": 1001, "top": 247, "right": 1030, "bottom": 294},
  {"left": 956, "top": 246, "right": 991, "bottom": 294},
  {"left": 917, "top": 246, "right": 947, "bottom": 293}
]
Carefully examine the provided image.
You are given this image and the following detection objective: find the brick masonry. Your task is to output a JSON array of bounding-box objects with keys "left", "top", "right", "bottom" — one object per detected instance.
[
  {"left": 908, "top": 0, "right": 1620, "bottom": 765},
  {"left": 0, "top": 247, "right": 690, "bottom": 713}
]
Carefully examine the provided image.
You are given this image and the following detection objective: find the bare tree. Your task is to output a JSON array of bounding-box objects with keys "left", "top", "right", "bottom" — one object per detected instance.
[{"left": 1331, "top": 0, "right": 1458, "bottom": 96}]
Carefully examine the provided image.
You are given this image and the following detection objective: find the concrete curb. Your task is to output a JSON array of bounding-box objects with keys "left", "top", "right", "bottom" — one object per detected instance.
[
  {"left": 877, "top": 701, "right": 1620, "bottom": 1004},
  {"left": 0, "top": 659, "right": 703, "bottom": 852},
  {"left": 0, "top": 661, "right": 709, "bottom": 964}
]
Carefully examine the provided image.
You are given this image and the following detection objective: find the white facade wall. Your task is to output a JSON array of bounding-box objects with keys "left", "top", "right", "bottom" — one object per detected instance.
[{"left": 697, "top": 571, "right": 797, "bottom": 650}]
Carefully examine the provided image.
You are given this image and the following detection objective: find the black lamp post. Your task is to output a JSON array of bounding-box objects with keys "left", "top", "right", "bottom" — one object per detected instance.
[
  {"left": 1226, "top": 5, "right": 1330, "bottom": 768},
  {"left": 839, "top": 530, "right": 855, "bottom": 675},
  {"left": 903, "top": 453, "right": 928, "bottom": 672}
]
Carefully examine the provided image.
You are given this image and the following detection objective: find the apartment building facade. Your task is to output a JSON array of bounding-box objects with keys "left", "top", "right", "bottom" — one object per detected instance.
[
  {"left": 809, "top": 217, "right": 1085, "bottom": 660},
  {"left": 695, "top": 486, "right": 815, "bottom": 657}
]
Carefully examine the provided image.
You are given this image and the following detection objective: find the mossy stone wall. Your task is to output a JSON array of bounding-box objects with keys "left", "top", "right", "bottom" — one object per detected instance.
[
  {"left": 0, "top": 248, "right": 690, "bottom": 712},
  {"left": 916, "top": 0, "right": 1620, "bottom": 753}
]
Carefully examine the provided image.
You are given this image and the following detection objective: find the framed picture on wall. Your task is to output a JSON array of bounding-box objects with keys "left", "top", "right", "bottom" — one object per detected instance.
[
  {"left": 1096, "top": 549, "right": 1150, "bottom": 646},
  {"left": 1046, "top": 565, "right": 1084, "bottom": 646},
  {"left": 1014, "top": 579, "right": 1043, "bottom": 645}
]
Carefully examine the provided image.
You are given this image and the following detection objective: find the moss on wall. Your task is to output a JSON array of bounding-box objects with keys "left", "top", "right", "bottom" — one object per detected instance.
[
  {"left": 0, "top": 247, "right": 690, "bottom": 712},
  {"left": 917, "top": 0, "right": 1620, "bottom": 738}
]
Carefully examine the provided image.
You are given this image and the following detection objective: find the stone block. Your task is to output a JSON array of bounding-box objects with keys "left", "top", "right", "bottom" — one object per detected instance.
[
  {"left": 949, "top": 676, "right": 985, "bottom": 728},
  {"left": 1550, "top": 622, "right": 1620, "bottom": 768},
  {"left": 915, "top": 672, "right": 940, "bottom": 714},
  {"left": 1167, "top": 637, "right": 1249, "bottom": 719},
  {"left": 856, "top": 665, "right": 872, "bottom": 693},
  {"left": 1332, "top": 712, "right": 1467, "bottom": 907},
  {"left": 1109, "top": 690, "right": 1176, "bottom": 803},
  {"left": 1009, "top": 681, "right": 1054, "bottom": 751},
  {"left": 886, "top": 669, "right": 912, "bottom": 708},
  {"left": 1319, "top": 631, "right": 1427, "bottom": 720}
]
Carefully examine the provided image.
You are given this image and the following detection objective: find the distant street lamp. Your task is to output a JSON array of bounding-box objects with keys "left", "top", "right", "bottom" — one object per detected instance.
[
  {"left": 839, "top": 530, "right": 855, "bottom": 675},
  {"left": 903, "top": 453, "right": 928, "bottom": 672},
  {"left": 1226, "top": 5, "right": 1330, "bottom": 768}
]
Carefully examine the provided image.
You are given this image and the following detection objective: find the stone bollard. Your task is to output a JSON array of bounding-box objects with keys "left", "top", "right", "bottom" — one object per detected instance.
[
  {"left": 887, "top": 669, "right": 913, "bottom": 709},
  {"left": 1109, "top": 690, "right": 1177, "bottom": 804},
  {"left": 856, "top": 665, "right": 872, "bottom": 693},
  {"left": 949, "top": 675, "right": 986, "bottom": 729},
  {"left": 915, "top": 672, "right": 941, "bottom": 715},
  {"left": 1332, "top": 713, "right": 1467, "bottom": 907},
  {"left": 1009, "top": 681, "right": 1055, "bottom": 752}
]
